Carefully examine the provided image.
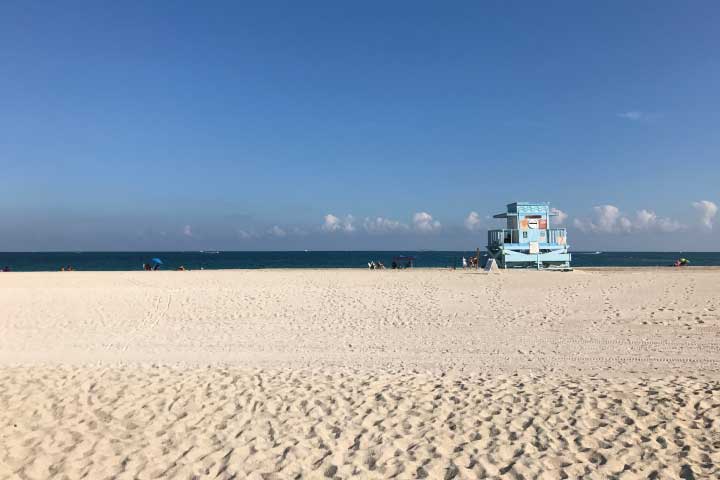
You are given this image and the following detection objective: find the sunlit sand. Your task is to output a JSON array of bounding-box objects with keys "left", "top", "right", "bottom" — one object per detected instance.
[{"left": 1, "top": 268, "right": 718, "bottom": 478}]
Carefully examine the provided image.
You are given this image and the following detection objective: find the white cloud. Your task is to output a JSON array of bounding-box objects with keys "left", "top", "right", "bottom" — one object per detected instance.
[
  {"left": 617, "top": 111, "right": 643, "bottom": 120},
  {"left": 236, "top": 229, "right": 256, "bottom": 240},
  {"left": 321, "top": 212, "right": 443, "bottom": 234},
  {"left": 268, "top": 225, "right": 286, "bottom": 237},
  {"left": 573, "top": 205, "right": 683, "bottom": 234},
  {"left": 692, "top": 200, "right": 718, "bottom": 229},
  {"left": 239, "top": 225, "right": 301, "bottom": 239},
  {"left": 550, "top": 208, "right": 568, "bottom": 226},
  {"left": 574, "top": 205, "right": 624, "bottom": 233},
  {"left": 464, "top": 211, "right": 482, "bottom": 232},
  {"left": 321, "top": 214, "right": 355, "bottom": 233},
  {"left": 413, "top": 212, "right": 441, "bottom": 233},
  {"left": 657, "top": 218, "right": 684, "bottom": 233},
  {"left": 634, "top": 209, "right": 655, "bottom": 229},
  {"left": 321, "top": 214, "right": 340, "bottom": 232},
  {"left": 362, "top": 217, "right": 408, "bottom": 234},
  {"left": 183, "top": 225, "right": 193, "bottom": 237},
  {"left": 634, "top": 209, "right": 683, "bottom": 233}
]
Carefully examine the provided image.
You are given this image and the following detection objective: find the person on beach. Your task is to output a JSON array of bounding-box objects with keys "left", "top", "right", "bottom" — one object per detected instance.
[
  {"left": 462, "top": 257, "right": 467, "bottom": 269},
  {"left": 673, "top": 258, "right": 690, "bottom": 267}
]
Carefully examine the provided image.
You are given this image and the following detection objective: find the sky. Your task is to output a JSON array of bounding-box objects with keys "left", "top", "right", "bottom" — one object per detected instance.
[{"left": 1, "top": 1, "right": 718, "bottom": 251}]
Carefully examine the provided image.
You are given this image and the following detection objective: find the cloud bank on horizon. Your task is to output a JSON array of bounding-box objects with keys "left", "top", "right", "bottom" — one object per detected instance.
[
  {"left": 2, "top": 199, "right": 717, "bottom": 252},
  {"left": 573, "top": 205, "right": 683, "bottom": 234},
  {"left": 319, "top": 212, "right": 442, "bottom": 235},
  {"left": 216, "top": 200, "right": 718, "bottom": 243},
  {"left": 572, "top": 201, "right": 716, "bottom": 235}
]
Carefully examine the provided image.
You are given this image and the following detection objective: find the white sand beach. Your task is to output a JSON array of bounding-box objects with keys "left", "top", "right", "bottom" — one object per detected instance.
[{"left": 1, "top": 268, "right": 719, "bottom": 478}]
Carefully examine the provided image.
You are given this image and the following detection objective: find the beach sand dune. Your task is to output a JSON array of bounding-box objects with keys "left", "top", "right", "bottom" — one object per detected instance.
[{"left": 1, "top": 269, "right": 719, "bottom": 478}]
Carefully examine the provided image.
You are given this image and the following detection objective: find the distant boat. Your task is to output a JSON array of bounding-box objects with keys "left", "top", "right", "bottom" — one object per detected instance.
[
  {"left": 200, "top": 251, "right": 220, "bottom": 254},
  {"left": 595, "top": 251, "right": 602, "bottom": 254}
]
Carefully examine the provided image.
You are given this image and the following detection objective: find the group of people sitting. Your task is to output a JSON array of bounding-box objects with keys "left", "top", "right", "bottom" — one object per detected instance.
[
  {"left": 59, "top": 265, "right": 74, "bottom": 271},
  {"left": 461, "top": 256, "right": 481, "bottom": 269},
  {"left": 368, "top": 260, "right": 413, "bottom": 269},
  {"left": 143, "top": 263, "right": 189, "bottom": 271}
]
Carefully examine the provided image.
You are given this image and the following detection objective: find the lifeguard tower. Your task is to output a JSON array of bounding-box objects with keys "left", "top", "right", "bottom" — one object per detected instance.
[{"left": 486, "top": 202, "right": 571, "bottom": 270}]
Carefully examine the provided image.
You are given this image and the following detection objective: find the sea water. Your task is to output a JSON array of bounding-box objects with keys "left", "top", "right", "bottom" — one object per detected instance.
[{"left": 0, "top": 251, "right": 718, "bottom": 272}]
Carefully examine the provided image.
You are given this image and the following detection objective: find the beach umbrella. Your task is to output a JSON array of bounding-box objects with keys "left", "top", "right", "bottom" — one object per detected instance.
[{"left": 151, "top": 258, "right": 163, "bottom": 265}]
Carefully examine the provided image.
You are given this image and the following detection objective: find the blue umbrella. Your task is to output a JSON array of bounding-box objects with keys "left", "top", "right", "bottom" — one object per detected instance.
[{"left": 151, "top": 258, "right": 163, "bottom": 265}]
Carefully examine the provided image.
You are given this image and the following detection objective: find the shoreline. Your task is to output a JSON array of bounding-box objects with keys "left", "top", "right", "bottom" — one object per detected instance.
[{"left": 2, "top": 265, "right": 720, "bottom": 273}]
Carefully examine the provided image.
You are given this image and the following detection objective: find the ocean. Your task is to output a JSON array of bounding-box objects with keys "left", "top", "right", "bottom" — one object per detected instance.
[{"left": 0, "top": 251, "right": 718, "bottom": 272}]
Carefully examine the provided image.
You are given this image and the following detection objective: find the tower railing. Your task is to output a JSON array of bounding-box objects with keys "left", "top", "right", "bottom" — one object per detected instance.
[
  {"left": 487, "top": 229, "right": 517, "bottom": 245},
  {"left": 546, "top": 228, "right": 567, "bottom": 245},
  {"left": 488, "top": 228, "right": 567, "bottom": 246}
]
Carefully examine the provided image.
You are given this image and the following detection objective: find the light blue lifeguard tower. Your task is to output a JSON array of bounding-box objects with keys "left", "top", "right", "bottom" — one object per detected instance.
[{"left": 486, "top": 202, "right": 571, "bottom": 270}]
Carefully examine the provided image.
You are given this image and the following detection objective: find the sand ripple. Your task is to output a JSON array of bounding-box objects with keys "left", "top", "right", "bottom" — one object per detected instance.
[{"left": 1, "top": 367, "right": 718, "bottom": 479}]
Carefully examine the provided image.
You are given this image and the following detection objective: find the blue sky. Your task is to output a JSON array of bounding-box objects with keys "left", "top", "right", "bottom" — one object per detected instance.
[{"left": 1, "top": 1, "right": 718, "bottom": 251}]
